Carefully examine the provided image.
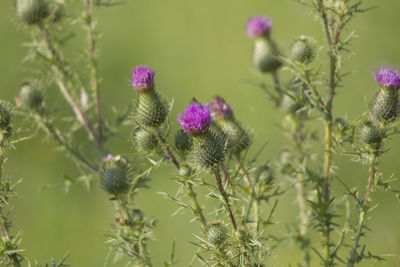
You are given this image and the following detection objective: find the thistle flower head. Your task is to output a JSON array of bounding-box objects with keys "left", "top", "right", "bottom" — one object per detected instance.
[
  {"left": 246, "top": 15, "right": 271, "bottom": 38},
  {"left": 210, "top": 95, "right": 233, "bottom": 120},
  {"left": 373, "top": 65, "right": 400, "bottom": 89},
  {"left": 131, "top": 65, "right": 155, "bottom": 91},
  {"left": 100, "top": 154, "right": 132, "bottom": 196},
  {"left": 178, "top": 102, "right": 212, "bottom": 134}
]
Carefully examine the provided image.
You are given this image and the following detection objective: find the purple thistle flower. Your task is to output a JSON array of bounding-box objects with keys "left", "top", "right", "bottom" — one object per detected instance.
[
  {"left": 246, "top": 15, "right": 271, "bottom": 38},
  {"left": 105, "top": 154, "right": 120, "bottom": 161},
  {"left": 178, "top": 102, "right": 212, "bottom": 134},
  {"left": 211, "top": 95, "right": 233, "bottom": 120},
  {"left": 131, "top": 65, "right": 155, "bottom": 90},
  {"left": 372, "top": 64, "right": 400, "bottom": 89}
]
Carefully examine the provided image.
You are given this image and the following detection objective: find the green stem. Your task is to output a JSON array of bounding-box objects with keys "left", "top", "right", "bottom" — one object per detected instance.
[
  {"left": 154, "top": 128, "right": 209, "bottom": 231},
  {"left": 34, "top": 112, "right": 100, "bottom": 174},
  {"left": 84, "top": 0, "right": 103, "bottom": 143},
  {"left": 347, "top": 153, "right": 376, "bottom": 266}
]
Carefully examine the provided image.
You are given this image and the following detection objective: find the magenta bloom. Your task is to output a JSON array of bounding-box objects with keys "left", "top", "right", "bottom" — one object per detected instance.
[
  {"left": 373, "top": 65, "right": 400, "bottom": 89},
  {"left": 211, "top": 95, "right": 233, "bottom": 119},
  {"left": 131, "top": 65, "right": 155, "bottom": 90},
  {"left": 246, "top": 15, "right": 271, "bottom": 37},
  {"left": 178, "top": 102, "right": 212, "bottom": 134}
]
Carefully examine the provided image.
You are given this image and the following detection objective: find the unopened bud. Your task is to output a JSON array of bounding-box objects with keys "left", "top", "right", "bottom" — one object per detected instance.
[
  {"left": 100, "top": 155, "right": 132, "bottom": 196},
  {"left": 134, "top": 128, "right": 158, "bottom": 152},
  {"left": 207, "top": 223, "right": 227, "bottom": 246},
  {"left": 289, "top": 36, "right": 315, "bottom": 64},
  {"left": 359, "top": 121, "right": 384, "bottom": 145},
  {"left": 17, "top": 0, "right": 49, "bottom": 25},
  {"left": 18, "top": 80, "right": 44, "bottom": 110}
]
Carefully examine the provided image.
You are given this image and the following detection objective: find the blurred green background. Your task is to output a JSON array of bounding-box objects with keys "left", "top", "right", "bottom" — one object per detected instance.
[{"left": 1, "top": 0, "right": 400, "bottom": 266}]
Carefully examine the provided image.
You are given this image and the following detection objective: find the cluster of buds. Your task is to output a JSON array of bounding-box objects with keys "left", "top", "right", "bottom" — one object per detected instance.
[
  {"left": 246, "top": 15, "right": 281, "bottom": 73},
  {"left": 359, "top": 65, "right": 400, "bottom": 148},
  {"left": 100, "top": 155, "right": 133, "bottom": 196},
  {"left": 131, "top": 65, "right": 167, "bottom": 127}
]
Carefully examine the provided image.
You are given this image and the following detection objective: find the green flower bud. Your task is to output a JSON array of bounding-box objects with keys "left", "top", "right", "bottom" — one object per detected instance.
[
  {"left": 100, "top": 155, "right": 132, "bottom": 196},
  {"left": 215, "top": 119, "right": 251, "bottom": 155},
  {"left": 188, "top": 131, "right": 225, "bottom": 170},
  {"left": 253, "top": 37, "right": 282, "bottom": 73},
  {"left": 128, "top": 209, "right": 144, "bottom": 225},
  {"left": 18, "top": 80, "right": 44, "bottom": 110},
  {"left": 136, "top": 88, "right": 168, "bottom": 127},
  {"left": 373, "top": 87, "right": 399, "bottom": 122},
  {"left": 207, "top": 223, "right": 227, "bottom": 246},
  {"left": 175, "top": 129, "right": 192, "bottom": 151},
  {"left": 359, "top": 121, "right": 384, "bottom": 145},
  {"left": 289, "top": 36, "right": 315, "bottom": 64},
  {"left": 17, "top": 0, "right": 49, "bottom": 25},
  {"left": 134, "top": 128, "right": 158, "bottom": 152}
]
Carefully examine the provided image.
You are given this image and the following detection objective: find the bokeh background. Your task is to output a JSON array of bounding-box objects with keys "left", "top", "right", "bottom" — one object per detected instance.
[{"left": 1, "top": 0, "right": 400, "bottom": 266}]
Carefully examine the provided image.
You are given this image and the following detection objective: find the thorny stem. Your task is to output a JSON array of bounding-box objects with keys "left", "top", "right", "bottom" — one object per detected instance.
[
  {"left": 34, "top": 112, "right": 100, "bottom": 174},
  {"left": 214, "top": 170, "right": 237, "bottom": 231},
  {"left": 84, "top": 0, "right": 103, "bottom": 143},
  {"left": 315, "top": 0, "right": 338, "bottom": 264},
  {"left": 154, "top": 128, "right": 180, "bottom": 169},
  {"left": 154, "top": 128, "right": 209, "bottom": 230},
  {"left": 115, "top": 198, "right": 153, "bottom": 267},
  {"left": 272, "top": 71, "right": 283, "bottom": 105},
  {"left": 292, "top": 117, "right": 310, "bottom": 267},
  {"left": 347, "top": 153, "right": 377, "bottom": 267},
  {"left": 0, "top": 140, "right": 22, "bottom": 267},
  {"left": 38, "top": 22, "right": 100, "bottom": 147}
]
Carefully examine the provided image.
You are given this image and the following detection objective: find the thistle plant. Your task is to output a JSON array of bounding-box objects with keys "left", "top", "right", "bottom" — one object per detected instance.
[{"left": 2, "top": 0, "right": 400, "bottom": 266}]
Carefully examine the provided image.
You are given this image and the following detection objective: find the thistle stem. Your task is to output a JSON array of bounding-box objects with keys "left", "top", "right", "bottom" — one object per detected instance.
[
  {"left": 154, "top": 128, "right": 180, "bottom": 169},
  {"left": 347, "top": 153, "right": 377, "bottom": 266},
  {"left": 272, "top": 71, "right": 283, "bottom": 105},
  {"left": 38, "top": 23, "right": 100, "bottom": 147},
  {"left": 214, "top": 170, "right": 236, "bottom": 230},
  {"left": 84, "top": 0, "right": 103, "bottom": 143},
  {"left": 34, "top": 112, "right": 100, "bottom": 174},
  {"left": 154, "top": 128, "right": 209, "bottom": 230}
]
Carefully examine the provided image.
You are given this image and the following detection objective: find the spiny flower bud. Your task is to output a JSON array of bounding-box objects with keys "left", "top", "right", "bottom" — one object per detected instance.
[
  {"left": 372, "top": 86, "right": 399, "bottom": 122},
  {"left": 178, "top": 102, "right": 212, "bottom": 135},
  {"left": 175, "top": 129, "right": 192, "bottom": 151},
  {"left": 178, "top": 102, "right": 225, "bottom": 170},
  {"left": 17, "top": 80, "right": 44, "bottom": 110},
  {"left": 100, "top": 155, "right": 132, "bottom": 196},
  {"left": 128, "top": 209, "right": 144, "bottom": 225},
  {"left": 207, "top": 223, "right": 227, "bottom": 246},
  {"left": 211, "top": 96, "right": 251, "bottom": 154},
  {"left": 247, "top": 15, "right": 281, "bottom": 73},
  {"left": 134, "top": 128, "right": 158, "bottom": 152},
  {"left": 17, "top": 0, "right": 49, "bottom": 25},
  {"left": 289, "top": 35, "right": 315, "bottom": 64},
  {"left": 359, "top": 121, "right": 384, "bottom": 145},
  {"left": 132, "top": 65, "right": 167, "bottom": 127}
]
